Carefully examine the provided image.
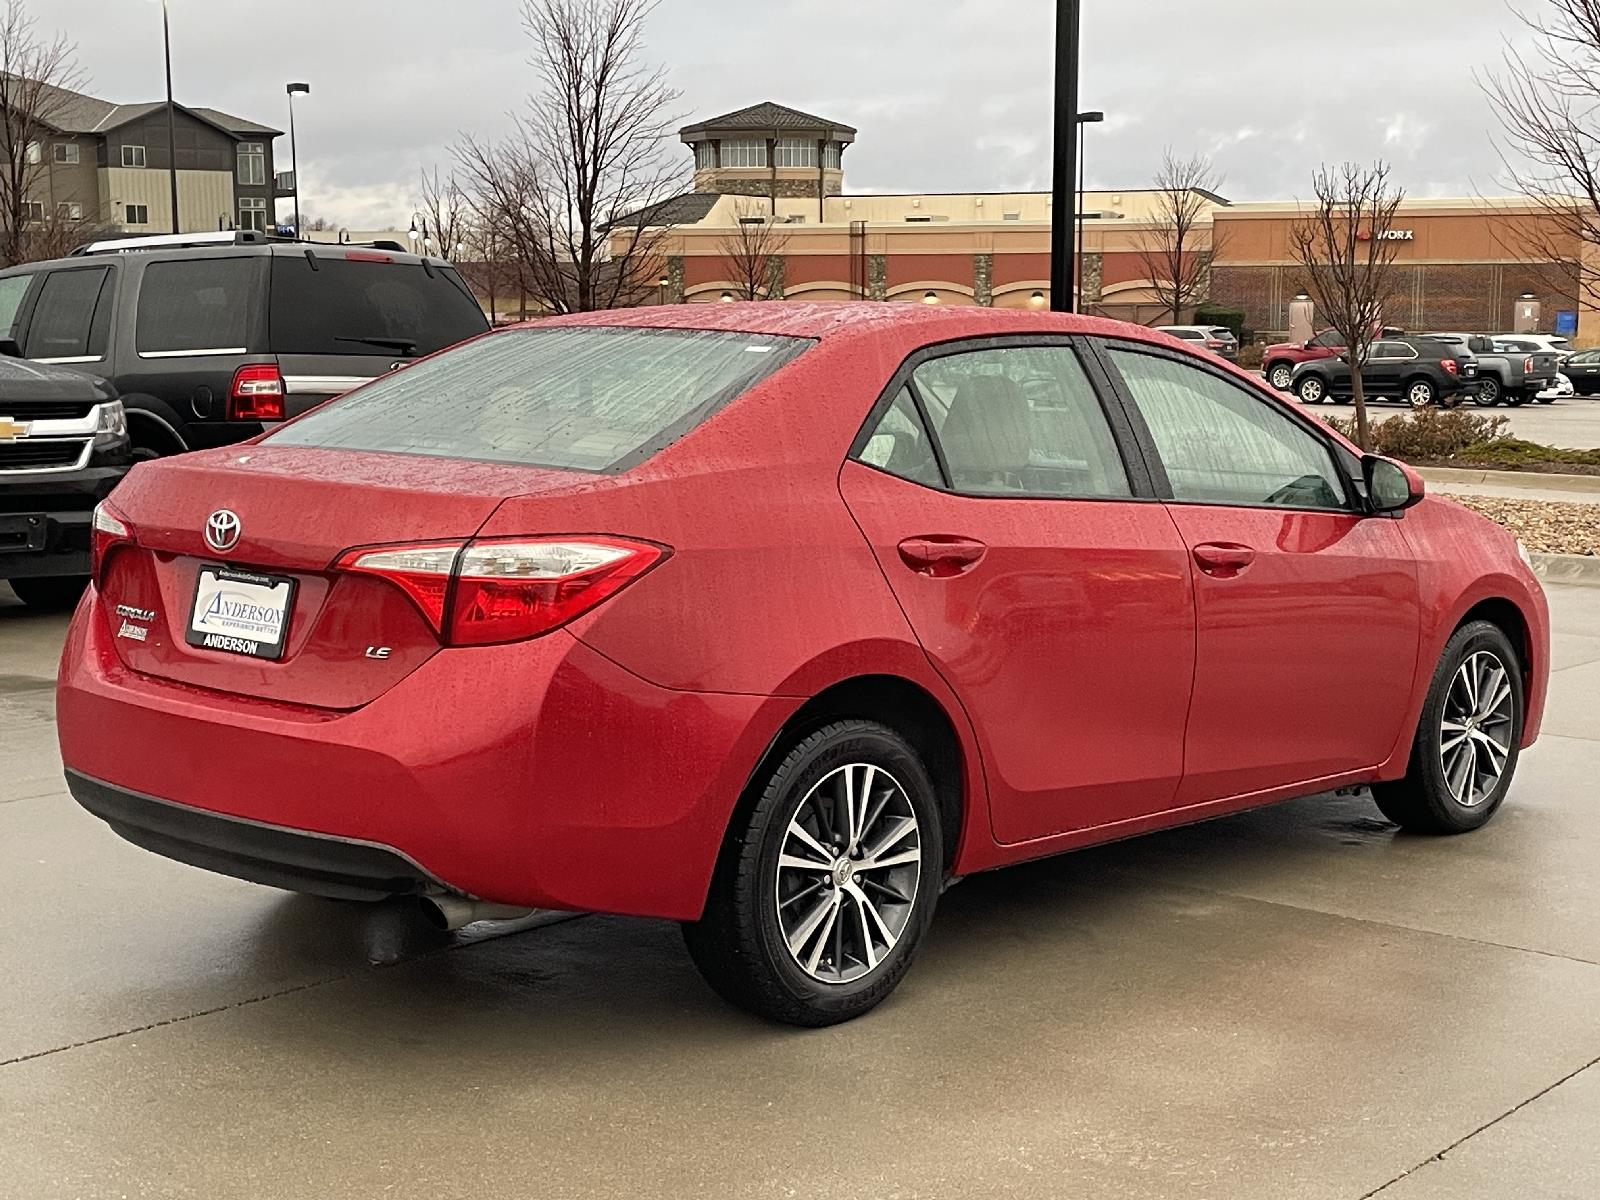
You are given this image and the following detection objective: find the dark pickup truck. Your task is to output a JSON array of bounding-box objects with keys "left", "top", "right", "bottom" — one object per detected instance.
[{"left": 0, "top": 359, "right": 131, "bottom": 610}]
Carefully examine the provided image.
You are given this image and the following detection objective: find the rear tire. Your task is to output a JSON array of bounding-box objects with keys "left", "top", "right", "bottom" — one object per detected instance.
[
  {"left": 7, "top": 576, "right": 88, "bottom": 611},
  {"left": 1474, "top": 378, "right": 1502, "bottom": 407},
  {"left": 683, "top": 720, "right": 943, "bottom": 1027},
  {"left": 1406, "top": 379, "right": 1437, "bottom": 409},
  {"left": 1372, "top": 621, "right": 1524, "bottom": 835}
]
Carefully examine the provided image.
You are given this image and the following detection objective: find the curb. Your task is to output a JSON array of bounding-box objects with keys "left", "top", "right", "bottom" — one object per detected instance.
[
  {"left": 1531, "top": 553, "right": 1600, "bottom": 587},
  {"left": 1417, "top": 465, "right": 1600, "bottom": 495}
]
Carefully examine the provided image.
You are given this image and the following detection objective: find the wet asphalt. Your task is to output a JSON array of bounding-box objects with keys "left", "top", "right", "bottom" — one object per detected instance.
[{"left": 2, "top": 582, "right": 1598, "bottom": 1199}]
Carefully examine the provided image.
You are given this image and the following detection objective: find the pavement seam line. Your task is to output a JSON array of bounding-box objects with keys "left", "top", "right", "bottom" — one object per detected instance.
[{"left": 1355, "top": 1055, "right": 1600, "bottom": 1198}]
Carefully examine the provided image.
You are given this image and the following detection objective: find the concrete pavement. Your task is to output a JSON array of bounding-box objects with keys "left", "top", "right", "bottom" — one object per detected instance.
[
  {"left": 1287, "top": 391, "right": 1600, "bottom": 449},
  {"left": 2, "top": 583, "right": 1598, "bottom": 1199}
]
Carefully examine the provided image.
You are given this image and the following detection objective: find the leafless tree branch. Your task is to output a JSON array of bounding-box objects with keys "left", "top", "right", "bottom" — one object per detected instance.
[
  {"left": 1288, "top": 161, "right": 1406, "bottom": 451},
  {"left": 0, "top": 0, "right": 86, "bottom": 266},
  {"left": 716, "top": 201, "right": 791, "bottom": 300},
  {"left": 1134, "top": 149, "right": 1228, "bottom": 324}
]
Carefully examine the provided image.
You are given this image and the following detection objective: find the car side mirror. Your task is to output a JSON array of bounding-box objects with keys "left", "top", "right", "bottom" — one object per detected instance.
[{"left": 1364, "top": 455, "right": 1424, "bottom": 515}]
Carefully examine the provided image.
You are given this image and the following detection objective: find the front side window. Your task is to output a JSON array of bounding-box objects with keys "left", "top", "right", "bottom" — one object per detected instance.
[
  {"left": 0, "top": 274, "right": 35, "bottom": 334},
  {"left": 237, "top": 142, "right": 266, "bottom": 186},
  {"left": 269, "top": 327, "right": 813, "bottom": 473},
  {"left": 121, "top": 144, "right": 147, "bottom": 168},
  {"left": 909, "top": 344, "right": 1131, "bottom": 499},
  {"left": 239, "top": 196, "right": 267, "bottom": 232},
  {"left": 720, "top": 138, "right": 767, "bottom": 168},
  {"left": 1309, "top": 330, "right": 1346, "bottom": 349},
  {"left": 1108, "top": 348, "right": 1348, "bottom": 511},
  {"left": 857, "top": 386, "right": 942, "bottom": 488}
]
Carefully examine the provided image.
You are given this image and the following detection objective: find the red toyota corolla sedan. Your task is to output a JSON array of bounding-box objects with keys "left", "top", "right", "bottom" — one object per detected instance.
[{"left": 58, "top": 304, "right": 1549, "bottom": 1026}]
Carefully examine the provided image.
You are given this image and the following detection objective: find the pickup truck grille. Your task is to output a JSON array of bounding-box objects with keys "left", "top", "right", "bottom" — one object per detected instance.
[
  {"left": 0, "top": 401, "right": 96, "bottom": 421},
  {"left": 0, "top": 439, "right": 90, "bottom": 471}
]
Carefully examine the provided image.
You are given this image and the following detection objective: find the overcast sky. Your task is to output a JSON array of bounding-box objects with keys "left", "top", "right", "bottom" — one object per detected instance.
[{"left": 39, "top": 0, "right": 1543, "bottom": 227}]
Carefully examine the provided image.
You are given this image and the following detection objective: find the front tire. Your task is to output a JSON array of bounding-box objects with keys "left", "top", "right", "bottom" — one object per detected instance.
[
  {"left": 1372, "top": 621, "right": 1524, "bottom": 835},
  {"left": 7, "top": 575, "right": 88, "bottom": 611},
  {"left": 1296, "top": 375, "right": 1327, "bottom": 405},
  {"left": 1268, "top": 362, "right": 1294, "bottom": 391},
  {"left": 683, "top": 720, "right": 943, "bottom": 1027}
]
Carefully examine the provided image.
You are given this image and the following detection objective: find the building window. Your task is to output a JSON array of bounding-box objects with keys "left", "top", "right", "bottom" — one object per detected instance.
[
  {"left": 24, "top": 142, "right": 40, "bottom": 165},
  {"left": 21, "top": 200, "right": 44, "bottom": 222},
  {"left": 693, "top": 142, "right": 716, "bottom": 170},
  {"left": 239, "top": 196, "right": 267, "bottom": 232},
  {"left": 53, "top": 142, "right": 79, "bottom": 165},
  {"left": 56, "top": 201, "right": 82, "bottom": 221},
  {"left": 821, "top": 141, "right": 843, "bottom": 170},
  {"left": 237, "top": 142, "right": 266, "bottom": 186},
  {"left": 124, "top": 203, "right": 149, "bottom": 225},
  {"left": 720, "top": 138, "right": 767, "bottom": 169},
  {"left": 121, "top": 144, "right": 147, "bottom": 168},
  {"left": 773, "top": 138, "right": 817, "bottom": 168}
]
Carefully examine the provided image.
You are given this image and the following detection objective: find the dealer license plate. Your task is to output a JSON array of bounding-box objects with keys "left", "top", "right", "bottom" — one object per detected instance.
[{"left": 187, "top": 565, "right": 295, "bottom": 660}]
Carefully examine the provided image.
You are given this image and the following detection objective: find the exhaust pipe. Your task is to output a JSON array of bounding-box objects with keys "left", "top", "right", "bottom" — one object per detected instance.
[{"left": 420, "top": 896, "right": 538, "bottom": 931}]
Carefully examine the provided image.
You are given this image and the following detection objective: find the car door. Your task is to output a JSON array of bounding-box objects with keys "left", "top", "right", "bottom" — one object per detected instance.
[
  {"left": 1098, "top": 342, "right": 1423, "bottom": 805},
  {"left": 839, "top": 338, "right": 1196, "bottom": 845},
  {"left": 1360, "top": 340, "right": 1409, "bottom": 399},
  {"left": 1567, "top": 349, "right": 1600, "bottom": 393},
  {"left": 17, "top": 264, "right": 114, "bottom": 367}
]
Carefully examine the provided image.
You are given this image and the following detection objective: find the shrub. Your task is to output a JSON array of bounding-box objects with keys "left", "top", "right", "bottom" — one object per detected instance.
[
  {"left": 1323, "top": 409, "right": 1511, "bottom": 459},
  {"left": 1237, "top": 343, "right": 1264, "bottom": 371},
  {"left": 1453, "top": 438, "right": 1600, "bottom": 468},
  {"left": 1193, "top": 305, "right": 1246, "bottom": 341}
]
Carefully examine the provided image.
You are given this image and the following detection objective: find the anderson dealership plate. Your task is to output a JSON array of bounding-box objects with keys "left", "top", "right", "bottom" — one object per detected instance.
[{"left": 187, "top": 565, "right": 296, "bottom": 660}]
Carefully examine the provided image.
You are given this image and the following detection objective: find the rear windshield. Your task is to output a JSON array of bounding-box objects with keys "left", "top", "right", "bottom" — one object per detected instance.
[
  {"left": 267, "top": 326, "right": 813, "bottom": 472},
  {"left": 268, "top": 254, "right": 488, "bottom": 357}
]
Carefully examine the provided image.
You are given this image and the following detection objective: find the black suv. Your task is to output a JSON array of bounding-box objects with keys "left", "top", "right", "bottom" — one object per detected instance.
[
  {"left": 0, "top": 231, "right": 489, "bottom": 460},
  {"left": 1, "top": 358, "right": 130, "bottom": 609},
  {"left": 1290, "top": 337, "right": 1478, "bottom": 409}
]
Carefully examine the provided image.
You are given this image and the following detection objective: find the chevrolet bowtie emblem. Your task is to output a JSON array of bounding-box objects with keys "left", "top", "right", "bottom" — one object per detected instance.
[{"left": 0, "top": 416, "right": 30, "bottom": 442}]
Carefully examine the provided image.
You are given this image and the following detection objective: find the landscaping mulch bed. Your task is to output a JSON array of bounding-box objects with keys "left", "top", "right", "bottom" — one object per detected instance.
[{"left": 1446, "top": 494, "right": 1600, "bottom": 556}]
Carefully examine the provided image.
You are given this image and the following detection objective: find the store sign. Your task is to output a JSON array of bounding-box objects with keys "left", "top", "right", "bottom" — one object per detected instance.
[{"left": 1358, "top": 229, "right": 1415, "bottom": 241}]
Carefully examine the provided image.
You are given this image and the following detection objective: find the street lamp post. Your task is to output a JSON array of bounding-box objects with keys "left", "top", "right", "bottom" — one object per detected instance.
[
  {"left": 161, "top": 0, "right": 179, "bottom": 233},
  {"left": 1049, "top": 0, "right": 1082, "bottom": 312},
  {"left": 285, "top": 82, "right": 310, "bottom": 238},
  {"left": 1074, "top": 111, "right": 1104, "bottom": 314}
]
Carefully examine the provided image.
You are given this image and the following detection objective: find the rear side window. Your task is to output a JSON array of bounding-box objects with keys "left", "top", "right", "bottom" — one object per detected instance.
[
  {"left": 137, "top": 257, "right": 261, "bottom": 355},
  {"left": 268, "top": 255, "right": 488, "bottom": 357},
  {"left": 24, "top": 267, "right": 110, "bottom": 359},
  {"left": 268, "top": 326, "right": 813, "bottom": 472},
  {"left": 857, "top": 386, "right": 942, "bottom": 487}
]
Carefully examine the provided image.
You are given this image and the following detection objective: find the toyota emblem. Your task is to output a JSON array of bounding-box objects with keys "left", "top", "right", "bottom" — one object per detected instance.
[{"left": 204, "top": 509, "right": 242, "bottom": 553}]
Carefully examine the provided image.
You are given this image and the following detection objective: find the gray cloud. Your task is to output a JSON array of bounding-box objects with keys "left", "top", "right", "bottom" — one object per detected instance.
[{"left": 44, "top": 0, "right": 1542, "bottom": 225}]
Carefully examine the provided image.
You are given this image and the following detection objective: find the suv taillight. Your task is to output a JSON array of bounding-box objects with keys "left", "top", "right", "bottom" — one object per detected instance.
[
  {"left": 334, "top": 536, "right": 667, "bottom": 646},
  {"left": 91, "top": 501, "right": 133, "bottom": 581},
  {"left": 1442, "top": 359, "right": 1459, "bottom": 376},
  {"left": 228, "top": 364, "right": 285, "bottom": 421}
]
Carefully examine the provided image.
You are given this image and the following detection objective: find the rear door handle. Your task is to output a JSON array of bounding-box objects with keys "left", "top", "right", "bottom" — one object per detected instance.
[
  {"left": 897, "top": 535, "right": 988, "bottom": 578},
  {"left": 1192, "top": 542, "right": 1256, "bottom": 577}
]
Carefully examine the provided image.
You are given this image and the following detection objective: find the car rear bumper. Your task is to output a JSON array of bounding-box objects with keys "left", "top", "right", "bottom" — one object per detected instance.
[{"left": 57, "top": 586, "right": 796, "bottom": 919}]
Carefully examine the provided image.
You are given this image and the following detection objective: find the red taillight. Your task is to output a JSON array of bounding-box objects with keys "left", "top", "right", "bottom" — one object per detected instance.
[
  {"left": 1525, "top": 357, "right": 1535, "bottom": 375},
  {"left": 334, "top": 536, "right": 666, "bottom": 645},
  {"left": 228, "top": 364, "right": 285, "bottom": 421},
  {"left": 1442, "top": 359, "right": 1459, "bottom": 375},
  {"left": 90, "top": 501, "right": 133, "bottom": 581}
]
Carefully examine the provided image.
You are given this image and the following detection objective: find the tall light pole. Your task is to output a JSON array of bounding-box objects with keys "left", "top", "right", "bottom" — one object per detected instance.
[
  {"left": 286, "top": 82, "right": 310, "bottom": 238},
  {"left": 1049, "top": 0, "right": 1081, "bottom": 312},
  {"left": 162, "top": 0, "right": 179, "bottom": 233},
  {"left": 1075, "top": 111, "right": 1104, "bottom": 314}
]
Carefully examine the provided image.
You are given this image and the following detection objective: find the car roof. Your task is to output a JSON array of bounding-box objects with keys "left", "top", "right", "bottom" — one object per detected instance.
[
  {"left": 539, "top": 301, "right": 1180, "bottom": 350},
  {"left": 0, "top": 238, "right": 437, "bottom": 275}
]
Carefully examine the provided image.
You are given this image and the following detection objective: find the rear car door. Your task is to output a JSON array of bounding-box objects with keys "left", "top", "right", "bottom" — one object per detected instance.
[
  {"left": 840, "top": 338, "right": 1196, "bottom": 844},
  {"left": 1360, "top": 341, "right": 1411, "bottom": 398},
  {"left": 1098, "top": 342, "right": 1422, "bottom": 804},
  {"left": 267, "top": 249, "right": 489, "bottom": 416}
]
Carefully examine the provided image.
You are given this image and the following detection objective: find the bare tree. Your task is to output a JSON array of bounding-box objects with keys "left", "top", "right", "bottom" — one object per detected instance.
[
  {"left": 454, "top": 0, "right": 683, "bottom": 312},
  {"left": 0, "top": 0, "right": 85, "bottom": 267},
  {"left": 417, "top": 167, "right": 470, "bottom": 260},
  {"left": 716, "top": 201, "right": 792, "bottom": 300},
  {"left": 1288, "top": 162, "right": 1407, "bottom": 451},
  {"left": 1134, "top": 149, "right": 1228, "bottom": 324},
  {"left": 1482, "top": 0, "right": 1600, "bottom": 308}
]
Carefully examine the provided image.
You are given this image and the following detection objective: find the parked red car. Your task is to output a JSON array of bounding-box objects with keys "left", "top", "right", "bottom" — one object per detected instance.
[
  {"left": 58, "top": 304, "right": 1549, "bottom": 1026},
  {"left": 1264, "top": 329, "right": 1347, "bottom": 390}
]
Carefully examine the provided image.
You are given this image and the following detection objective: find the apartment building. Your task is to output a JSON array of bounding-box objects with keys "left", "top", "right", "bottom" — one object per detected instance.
[{"left": 21, "top": 80, "right": 287, "bottom": 237}]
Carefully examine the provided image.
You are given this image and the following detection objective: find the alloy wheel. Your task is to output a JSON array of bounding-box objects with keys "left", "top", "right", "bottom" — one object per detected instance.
[
  {"left": 1298, "top": 378, "right": 1325, "bottom": 404},
  {"left": 1440, "top": 650, "right": 1515, "bottom": 808},
  {"left": 1409, "top": 382, "right": 1435, "bottom": 408},
  {"left": 1270, "top": 365, "right": 1293, "bottom": 390},
  {"left": 774, "top": 762, "right": 922, "bottom": 985}
]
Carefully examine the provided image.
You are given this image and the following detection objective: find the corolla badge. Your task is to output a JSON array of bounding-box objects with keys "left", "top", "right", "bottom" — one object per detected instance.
[{"left": 204, "top": 509, "right": 242, "bottom": 553}]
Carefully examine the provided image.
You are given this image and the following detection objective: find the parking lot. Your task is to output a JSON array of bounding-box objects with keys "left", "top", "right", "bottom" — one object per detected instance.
[
  {"left": 1284, "top": 390, "right": 1600, "bottom": 448},
  {"left": 4, "top": 581, "right": 1598, "bottom": 1200}
]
